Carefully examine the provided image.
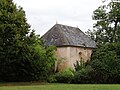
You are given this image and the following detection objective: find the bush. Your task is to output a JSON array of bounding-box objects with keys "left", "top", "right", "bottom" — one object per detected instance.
[
  {"left": 55, "top": 69, "right": 74, "bottom": 83},
  {"left": 71, "top": 43, "right": 120, "bottom": 84},
  {"left": 89, "top": 43, "right": 120, "bottom": 83},
  {"left": 74, "top": 59, "right": 86, "bottom": 71},
  {"left": 47, "top": 75, "right": 57, "bottom": 83},
  {"left": 72, "top": 66, "right": 95, "bottom": 84}
]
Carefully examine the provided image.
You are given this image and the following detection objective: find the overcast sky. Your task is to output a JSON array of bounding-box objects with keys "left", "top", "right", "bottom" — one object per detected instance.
[{"left": 13, "top": 0, "right": 103, "bottom": 36}]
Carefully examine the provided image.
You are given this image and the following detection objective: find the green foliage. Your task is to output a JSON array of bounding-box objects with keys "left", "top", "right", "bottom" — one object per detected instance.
[
  {"left": 84, "top": 0, "right": 120, "bottom": 84},
  {"left": 83, "top": 0, "right": 120, "bottom": 84},
  {"left": 72, "top": 66, "right": 94, "bottom": 84},
  {"left": 71, "top": 43, "right": 120, "bottom": 84},
  {"left": 72, "top": 60, "right": 95, "bottom": 84},
  {"left": 47, "top": 75, "right": 57, "bottom": 83},
  {"left": 74, "top": 59, "right": 86, "bottom": 71},
  {"left": 86, "top": 0, "right": 120, "bottom": 46},
  {"left": 31, "top": 43, "right": 56, "bottom": 80},
  {"left": 55, "top": 69, "right": 74, "bottom": 83},
  {"left": 89, "top": 43, "right": 120, "bottom": 83},
  {"left": 0, "top": 0, "right": 56, "bottom": 82},
  {"left": 0, "top": 0, "right": 31, "bottom": 82}
]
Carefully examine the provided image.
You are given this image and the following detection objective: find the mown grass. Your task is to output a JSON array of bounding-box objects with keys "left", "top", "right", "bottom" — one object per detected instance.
[{"left": 0, "top": 83, "right": 120, "bottom": 90}]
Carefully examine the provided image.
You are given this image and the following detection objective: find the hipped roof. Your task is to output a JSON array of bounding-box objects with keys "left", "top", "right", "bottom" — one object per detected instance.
[{"left": 42, "top": 24, "right": 96, "bottom": 48}]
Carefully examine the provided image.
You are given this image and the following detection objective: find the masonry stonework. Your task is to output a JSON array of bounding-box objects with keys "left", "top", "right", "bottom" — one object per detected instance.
[{"left": 55, "top": 46, "right": 93, "bottom": 71}]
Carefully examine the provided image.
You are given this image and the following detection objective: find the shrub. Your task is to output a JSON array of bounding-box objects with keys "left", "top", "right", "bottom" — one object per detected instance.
[
  {"left": 74, "top": 59, "right": 86, "bottom": 71},
  {"left": 47, "top": 75, "right": 57, "bottom": 83},
  {"left": 72, "top": 66, "right": 94, "bottom": 84},
  {"left": 55, "top": 69, "right": 74, "bottom": 83},
  {"left": 89, "top": 43, "right": 120, "bottom": 83}
]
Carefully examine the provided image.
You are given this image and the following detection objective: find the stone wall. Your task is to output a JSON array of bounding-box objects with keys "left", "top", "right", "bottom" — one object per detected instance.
[{"left": 55, "top": 46, "right": 93, "bottom": 71}]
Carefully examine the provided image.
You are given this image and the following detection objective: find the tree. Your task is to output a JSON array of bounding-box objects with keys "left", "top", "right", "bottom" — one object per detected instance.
[
  {"left": 82, "top": 0, "right": 120, "bottom": 84},
  {"left": 0, "top": 0, "right": 31, "bottom": 81},
  {"left": 89, "top": 43, "right": 120, "bottom": 83},
  {"left": 86, "top": 0, "right": 120, "bottom": 46},
  {"left": 0, "top": 0, "right": 56, "bottom": 82},
  {"left": 71, "top": 43, "right": 120, "bottom": 84},
  {"left": 25, "top": 35, "right": 56, "bottom": 81}
]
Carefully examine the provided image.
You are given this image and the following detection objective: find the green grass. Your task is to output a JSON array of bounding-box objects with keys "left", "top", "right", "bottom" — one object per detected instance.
[{"left": 0, "top": 83, "right": 120, "bottom": 90}]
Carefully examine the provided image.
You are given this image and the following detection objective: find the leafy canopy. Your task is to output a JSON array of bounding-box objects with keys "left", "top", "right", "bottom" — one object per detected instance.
[
  {"left": 86, "top": 0, "right": 120, "bottom": 46},
  {"left": 0, "top": 0, "right": 56, "bottom": 82}
]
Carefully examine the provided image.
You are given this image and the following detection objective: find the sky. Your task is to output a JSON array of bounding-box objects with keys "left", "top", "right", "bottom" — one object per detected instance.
[{"left": 13, "top": 0, "right": 103, "bottom": 36}]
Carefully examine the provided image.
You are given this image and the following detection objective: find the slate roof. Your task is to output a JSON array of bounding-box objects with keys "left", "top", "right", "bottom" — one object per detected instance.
[{"left": 42, "top": 24, "right": 96, "bottom": 48}]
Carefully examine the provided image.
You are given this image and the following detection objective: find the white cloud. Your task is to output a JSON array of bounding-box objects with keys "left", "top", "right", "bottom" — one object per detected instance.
[{"left": 13, "top": 0, "right": 103, "bottom": 35}]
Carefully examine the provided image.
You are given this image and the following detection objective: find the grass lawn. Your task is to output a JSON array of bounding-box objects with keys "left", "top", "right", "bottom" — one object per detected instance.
[{"left": 0, "top": 83, "right": 120, "bottom": 90}]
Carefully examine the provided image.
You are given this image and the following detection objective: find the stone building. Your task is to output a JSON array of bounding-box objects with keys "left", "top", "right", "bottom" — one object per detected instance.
[{"left": 42, "top": 24, "right": 96, "bottom": 71}]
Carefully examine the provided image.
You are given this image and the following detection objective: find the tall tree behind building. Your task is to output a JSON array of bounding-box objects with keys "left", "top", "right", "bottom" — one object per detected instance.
[{"left": 86, "top": 0, "right": 120, "bottom": 46}]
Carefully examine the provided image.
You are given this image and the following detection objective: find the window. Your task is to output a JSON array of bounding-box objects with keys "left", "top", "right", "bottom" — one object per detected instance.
[{"left": 79, "top": 52, "right": 82, "bottom": 59}]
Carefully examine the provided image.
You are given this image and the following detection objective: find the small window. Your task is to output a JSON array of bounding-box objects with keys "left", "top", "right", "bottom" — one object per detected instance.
[
  {"left": 84, "top": 48, "right": 86, "bottom": 50},
  {"left": 79, "top": 52, "right": 83, "bottom": 60},
  {"left": 79, "top": 52, "right": 82, "bottom": 55},
  {"left": 79, "top": 52, "right": 82, "bottom": 59}
]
